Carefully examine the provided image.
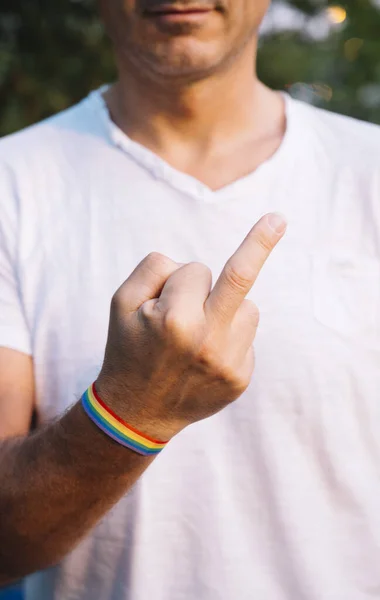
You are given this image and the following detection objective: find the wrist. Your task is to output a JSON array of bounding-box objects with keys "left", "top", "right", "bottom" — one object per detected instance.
[
  {"left": 94, "top": 376, "right": 180, "bottom": 441},
  {"left": 84, "top": 381, "right": 173, "bottom": 456}
]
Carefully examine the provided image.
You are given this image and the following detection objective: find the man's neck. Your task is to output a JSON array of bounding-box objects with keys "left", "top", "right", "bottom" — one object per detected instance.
[
  {"left": 106, "top": 42, "right": 280, "bottom": 149},
  {"left": 103, "top": 42, "right": 286, "bottom": 189}
]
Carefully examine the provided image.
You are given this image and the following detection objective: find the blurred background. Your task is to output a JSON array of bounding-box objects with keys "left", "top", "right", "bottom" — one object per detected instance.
[{"left": 0, "top": 0, "right": 380, "bottom": 597}]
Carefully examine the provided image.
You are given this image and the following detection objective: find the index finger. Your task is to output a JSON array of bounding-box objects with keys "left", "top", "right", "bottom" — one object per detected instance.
[{"left": 205, "top": 213, "right": 287, "bottom": 323}]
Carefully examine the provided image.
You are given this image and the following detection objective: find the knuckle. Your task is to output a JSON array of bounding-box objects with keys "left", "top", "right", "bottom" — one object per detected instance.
[
  {"left": 242, "top": 300, "right": 260, "bottom": 327},
  {"left": 236, "top": 355, "right": 255, "bottom": 392},
  {"left": 162, "top": 309, "right": 192, "bottom": 344},
  {"left": 218, "top": 362, "right": 249, "bottom": 396},
  {"left": 145, "top": 252, "right": 173, "bottom": 272},
  {"left": 189, "top": 262, "right": 212, "bottom": 277},
  {"left": 139, "top": 299, "right": 156, "bottom": 321},
  {"left": 219, "top": 362, "right": 239, "bottom": 384},
  {"left": 146, "top": 251, "right": 165, "bottom": 263},
  {"left": 111, "top": 290, "right": 123, "bottom": 312},
  {"left": 250, "top": 306, "right": 260, "bottom": 328},
  {"left": 223, "top": 262, "right": 253, "bottom": 292},
  {"left": 234, "top": 373, "right": 251, "bottom": 395},
  {"left": 181, "top": 262, "right": 212, "bottom": 287}
]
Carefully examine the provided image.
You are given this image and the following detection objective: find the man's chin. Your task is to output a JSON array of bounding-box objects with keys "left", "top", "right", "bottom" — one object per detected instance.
[{"left": 134, "top": 39, "right": 224, "bottom": 82}]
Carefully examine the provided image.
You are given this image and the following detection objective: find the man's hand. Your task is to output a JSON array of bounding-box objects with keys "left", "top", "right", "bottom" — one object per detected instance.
[
  {"left": 0, "top": 213, "right": 286, "bottom": 583},
  {"left": 96, "top": 213, "right": 287, "bottom": 440}
]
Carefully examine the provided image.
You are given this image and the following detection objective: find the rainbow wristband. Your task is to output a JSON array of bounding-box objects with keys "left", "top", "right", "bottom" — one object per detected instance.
[{"left": 81, "top": 383, "right": 168, "bottom": 456}]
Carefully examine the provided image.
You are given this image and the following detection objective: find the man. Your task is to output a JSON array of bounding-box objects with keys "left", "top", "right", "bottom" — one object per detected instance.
[{"left": 1, "top": 0, "right": 380, "bottom": 598}]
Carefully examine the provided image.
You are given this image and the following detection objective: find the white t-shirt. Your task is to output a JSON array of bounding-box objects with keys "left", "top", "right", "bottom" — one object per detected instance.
[{"left": 1, "top": 88, "right": 380, "bottom": 600}]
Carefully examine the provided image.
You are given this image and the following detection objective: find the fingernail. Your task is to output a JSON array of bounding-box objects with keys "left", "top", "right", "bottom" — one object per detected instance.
[{"left": 267, "top": 212, "right": 287, "bottom": 234}]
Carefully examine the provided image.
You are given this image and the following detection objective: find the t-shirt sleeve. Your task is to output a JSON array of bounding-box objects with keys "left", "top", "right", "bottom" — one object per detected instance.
[{"left": 0, "top": 162, "right": 32, "bottom": 356}]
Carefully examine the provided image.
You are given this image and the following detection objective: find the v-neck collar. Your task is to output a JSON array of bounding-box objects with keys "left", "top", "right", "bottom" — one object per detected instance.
[{"left": 90, "top": 84, "right": 299, "bottom": 204}]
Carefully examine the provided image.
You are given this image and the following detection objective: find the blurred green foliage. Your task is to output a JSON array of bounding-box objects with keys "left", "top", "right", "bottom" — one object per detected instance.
[{"left": 1, "top": 0, "right": 380, "bottom": 136}]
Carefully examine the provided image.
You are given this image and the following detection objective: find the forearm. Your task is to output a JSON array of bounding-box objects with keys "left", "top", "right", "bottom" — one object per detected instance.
[{"left": 0, "top": 401, "right": 155, "bottom": 585}]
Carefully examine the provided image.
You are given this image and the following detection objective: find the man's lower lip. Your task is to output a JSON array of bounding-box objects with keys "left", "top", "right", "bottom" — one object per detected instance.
[{"left": 145, "top": 10, "right": 213, "bottom": 22}]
